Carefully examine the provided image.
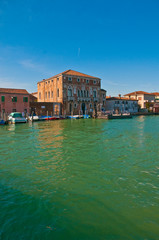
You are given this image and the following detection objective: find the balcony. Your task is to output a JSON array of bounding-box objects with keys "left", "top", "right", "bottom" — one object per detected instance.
[
  {"left": 77, "top": 97, "right": 91, "bottom": 102},
  {"left": 67, "top": 96, "right": 75, "bottom": 101},
  {"left": 93, "top": 97, "right": 99, "bottom": 102}
]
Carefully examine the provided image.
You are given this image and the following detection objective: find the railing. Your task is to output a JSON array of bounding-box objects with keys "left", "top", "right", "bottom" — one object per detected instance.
[
  {"left": 93, "top": 97, "right": 99, "bottom": 102},
  {"left": 67, "top": 96, "right": 75, "bottom": 101},
  {"left": 77, "top": 97, "right": 91, "bottom": 102}
]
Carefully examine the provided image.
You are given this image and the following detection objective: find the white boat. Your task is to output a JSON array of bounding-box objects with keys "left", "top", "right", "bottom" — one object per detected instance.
[
  {"left": 28, "top": 115, "right": 40, "bottom": 121},
  {"left": 8, "top": 112, "right": 27, "bottom": 124}
]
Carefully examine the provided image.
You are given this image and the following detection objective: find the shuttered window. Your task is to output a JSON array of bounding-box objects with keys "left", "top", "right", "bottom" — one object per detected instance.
[
  {"left": 12, "top": 97, "right": 17, "bottom": 102},
  {"left": 23, "top": 97, "right": 28, "bottom": 102},
  {"left": 1, "top": 96, "right": 5, "bottom": 102}
]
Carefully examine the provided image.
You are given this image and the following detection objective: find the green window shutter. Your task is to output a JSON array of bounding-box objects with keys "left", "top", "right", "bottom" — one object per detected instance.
[
  {"left": 12, "top": 97, "right": 17, "bottom": 102},
  {"left": 23, "top": 97, "right": 28, "bottom": 102},
  {"left": 1, "top": 96, "right": 5, "bottom": 102}
]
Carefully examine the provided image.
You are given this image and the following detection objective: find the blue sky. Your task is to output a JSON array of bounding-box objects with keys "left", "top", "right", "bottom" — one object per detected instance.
[{"left": 0, "top": 0, "right": 159, "bottom": 96}]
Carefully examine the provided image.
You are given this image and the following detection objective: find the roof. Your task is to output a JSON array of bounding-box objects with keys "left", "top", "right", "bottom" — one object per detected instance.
[
  {"left": 100, "top": 89, "right": 106, "bottom": 92},
  {"left": 0, "top": 88, "right": 29, "bottom": 94},
  {"left": 106, "top": 97, "right": 138, "bottom": 101},
  {"left": 124, "top": 91, "right": 155, "bottom": 96},
  {"left": 38, "top": 69, "right": 100, "bottom": 82},
  {"left": 151, "top": 92, "right": 159, "bottom": 96}
]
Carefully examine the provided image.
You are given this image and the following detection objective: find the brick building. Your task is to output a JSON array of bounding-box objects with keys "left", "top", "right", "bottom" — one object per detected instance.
[
  {"left": 37, "top": 70, "right": 102, "bottom": 115},
  {"left": 0, "top": 88, "right": 30, "bottom": 115}
]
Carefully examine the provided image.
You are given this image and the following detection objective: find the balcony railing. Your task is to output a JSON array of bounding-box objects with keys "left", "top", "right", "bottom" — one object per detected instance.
[
  {"left": 77, "top": 97, "right": 91, "bottom": 102},
  {"left": 67, "top": 96, "right": 75, "bottom": 101}
]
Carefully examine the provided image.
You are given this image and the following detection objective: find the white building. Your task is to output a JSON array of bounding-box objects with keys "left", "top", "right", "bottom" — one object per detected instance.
[
  {"left": 106, "top": 97, "right": 138, "bottom": 113},
  {"left": 124, "top": 91, "right": 155, "bottom": 109}
]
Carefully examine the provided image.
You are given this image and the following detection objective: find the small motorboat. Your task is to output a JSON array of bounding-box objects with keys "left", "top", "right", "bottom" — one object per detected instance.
[
  {"left": 8, "top": 112, "right": 27, "bottom": 124},
  {"left": 83, "top": 114, "right": 91, "bottom": 119},
  {"left": 108, "top": 113, "right": 132, "bottom": 119},
  {"left": 0, "top": 119, "right": 8, "bottom": 125},
  {"left": 41, "top": 116, "right": 60, "bottom": 121},
  {"left": 67, "top": 115, "right": 80, "bottom": 119}
]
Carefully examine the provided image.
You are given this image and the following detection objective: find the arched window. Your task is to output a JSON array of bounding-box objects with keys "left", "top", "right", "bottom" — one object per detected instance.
[
  {"left": 87, "top": 90, "right": 89, "bottom": 97},
  {"left": 48, "top": 91, "right": 50, "bottom": 98},
  {"left": 68, "top": 89, "right": 72, "bottom": 97},
  {"left": 93, "top": 90, "right": 96, "bottom": 98},
  {"left": 51, "top": 91, "right": 53, "bottom": 98},
  {"left": 78, "top": 89, "right": 80, "bottom": 97},
  {"left": 81, "top": 90, "right": 83, "bottom": 97},
  {"left": 84, "top": 90, "right": 86, "bottom": 97}
]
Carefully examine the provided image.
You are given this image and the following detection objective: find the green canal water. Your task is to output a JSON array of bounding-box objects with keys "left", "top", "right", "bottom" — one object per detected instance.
[{"left": 0, "top": 116, "right": 159, "bottom": 240}]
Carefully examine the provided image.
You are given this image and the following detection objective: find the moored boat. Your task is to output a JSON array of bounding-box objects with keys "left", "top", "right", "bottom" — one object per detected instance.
[
  {"left": 0, "top": 119, "right": 8, "bottom": 125},
  {"left": 8, "top": 112, "right": 27, "bottom": 124},
  {"left": 108, "top": 113, "right": 132, "bottom": 119},
  {"left": 41, "top": 116, "right": 60, "bottom": 121},
  {"left": 67, "top": 115, "right": 80, "bottom": 119}
]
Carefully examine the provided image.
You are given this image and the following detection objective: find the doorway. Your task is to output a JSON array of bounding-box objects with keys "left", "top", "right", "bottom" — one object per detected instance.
[
  {"left": 81, "top": 103, "right": 85, "bottom": 115},
  {"left": 69, "top": 103, "right": 72, "bottom": 115}
]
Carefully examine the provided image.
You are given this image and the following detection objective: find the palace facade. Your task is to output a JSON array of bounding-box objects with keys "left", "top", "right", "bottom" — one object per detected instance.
[{"left": 37, "top": 69, "right": 103, "bottom": 115}]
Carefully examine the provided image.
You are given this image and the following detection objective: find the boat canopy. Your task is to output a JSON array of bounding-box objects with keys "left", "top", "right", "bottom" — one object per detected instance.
[{"left": 9, "top": 112, "right": 23, "bottom": 118}]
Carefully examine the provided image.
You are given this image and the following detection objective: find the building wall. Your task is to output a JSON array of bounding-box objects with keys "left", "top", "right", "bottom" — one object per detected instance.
[
  {"left": 106, "top": 99, "right": 138, "bottom": 113},
  {"left": 0, "top": 93, "right": 30, "bottom": 114},
  {"left": 30, "top": 102, "right": 62, "bottom": 116},
  {"left": 62, "top": 75, "right": 101, "bottom": 115},
  {"left": 37, "top": 75, "right": 63, "bottom": 103},
  {"left": 100, "top": 89, "right": 106, "bottom": 110}
]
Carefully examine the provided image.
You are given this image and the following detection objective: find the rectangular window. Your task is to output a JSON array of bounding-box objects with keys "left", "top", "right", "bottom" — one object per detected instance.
[
  {"left": 1, "top": 96, "right": 5, "bottom": 102},
  {"left": 74, "top": 87, "right": 76, "bottom": 94},
  {"left": 77, "top": 78, "right": 80, "bottom": 82},
  {"left": 39, "top": 92, "right": 41, "bottom": 99},
  {"left": 12, "top": 97, "right": 17, "bottom": 102},
  {"left": 48, "top": 92, "right": 50, "bottom": 98},
  {"left": 23, "top": 97, "right": 28, "bottom": 102},
  {"left": 51, "top": 91, "right": 53, "bottom": 98},
  {"left": 57, "top": 89, "right": 59, "bottom": 97},
  {"left": 12, "top": 109, "right": 16, "bottom": 112},
  {"left": 24, "top": 109, "right": 27, "bottom": 113},
  {"left": 45, "top": 92, "right": 47, "bottom": 99},
  {"left": 86, "top": 79, "right": 89, "bottom": 84},
  {"left": 57, "top": 78, "right": 59, "bottom": 81},
  {"left": 93, "top": 80, "right": 96, "bottom": 84}
]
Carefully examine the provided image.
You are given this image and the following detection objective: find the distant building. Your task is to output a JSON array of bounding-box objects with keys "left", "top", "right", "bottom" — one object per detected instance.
[
  {"left": 0, "top": 88, "right": 30, "bottom": 114},
  {"left": 106, "top": 97, "right": 138, "bottom": 113},
  {"left": 151, "top": 92, "right": 159, "bottom": 100},
  {"left": 124, "top": 91, "right": 155, "bottom": 109},
  {"left": 31, "top": 92, "right": 38, "bottom": 98},
  {"left": 37, "top": 69, "right": 104, "bottom": 115}
]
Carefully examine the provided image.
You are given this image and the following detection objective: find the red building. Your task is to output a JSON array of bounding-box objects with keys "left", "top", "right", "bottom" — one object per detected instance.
[{"left": 0, "top": 88, "right": 30, "bottom": 115}]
